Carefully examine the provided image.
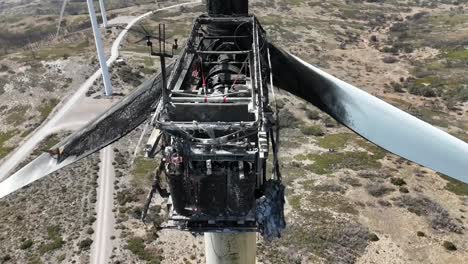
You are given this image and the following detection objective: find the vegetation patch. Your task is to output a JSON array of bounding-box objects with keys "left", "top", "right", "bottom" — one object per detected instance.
[
  {"left": 368, "top": 233, "right": 379, "bottom": 242},
  {"left": 132, "top": 157, "right": 158, "bottom": 187},
  {"left": 37, "top": 98, "right": 59, "bottom": 122},
  {"left": 442, "top": 241, "right": 457, "bottom": 251},
  {"left": 0, "top": 130, "right": 17, "bottom": 159},
  {"left": 32, "top": 41, "right": 90, "bottom": 61},
  {"left": 279, "top": 108, "right": 302, "bottom": 129},
  {"left": 78, "top": 238, "right": 93, "bottom": 251},
  {"left": 445, "top": 49, "right": 468, "bottom": 61},
  {"left": 116, "top": 189, "right": 138, "bottom": 206},
  {"left": 300, "top": 125, "right": 324, "bottom": 136},
  {"left": 126, "top": 237, "right": 163, "bottom": 264},
  {"left": 305, "top": 109, "right": 321, "bottom": 120},
  {"left": 19, "top": 239, "right": 34, "bottom": 250},
  {"left": 280, "top": 160, "right": 312, "bottom": 185},
  {"left": 295, "top": 151, "right": 382, "bottom": 175},
  {"left": 288, "top": 195, "right": 301, "bottom": 210},
  {"left": 366, "top": 184, "right": 394, "bottom": 197},
  {"left": 339, "top": 176, "right": 362, "bottom": 187},
  {"left": 395, "top": 195, "right": 462, "bottom": 233},
  {"left": 438, "top": 173, "right": 468, "bottom": 196},
  {"left": 259, "top": 209, "right": 368, "bottom": 264},
  {"left": 303, "top": 192, "right": 358, "bottom": 215},
  {"left": 38, "top": 225, "right": 65, "bottom": 255},
  {"left": 5, "top": 105, "right": 29, "bottom": 126},
  {"left": 390, "top": 177, "right": 407, "bottom": 186},
  {"left": 317, "top": 133, "right": 354, "bottom": 149}
]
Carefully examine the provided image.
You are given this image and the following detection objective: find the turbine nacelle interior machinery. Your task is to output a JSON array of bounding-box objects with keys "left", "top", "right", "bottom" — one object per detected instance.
[{"left": 145, "top": 0, "right": 285, "bottom": 239}]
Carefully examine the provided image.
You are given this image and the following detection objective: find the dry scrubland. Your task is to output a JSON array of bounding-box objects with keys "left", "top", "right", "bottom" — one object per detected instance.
[{"left": 1, "top": 0, "right": 468, "bottom": 263}]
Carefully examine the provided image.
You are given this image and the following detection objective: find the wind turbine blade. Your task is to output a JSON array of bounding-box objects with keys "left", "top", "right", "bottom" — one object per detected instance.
[
  {"left": 0, "top": 66, "right": 172, "bottom": 199},
  {"left": 54, "top": 65, "right": 172, "bottom": 163},
  {"left": 269, "top": 43, "right": 468, "bottom": 184},
  {"left": 56, "top": 0, "right": 69, "bottom": 37},
  {"left": 0, "top": 154, "right": 77, "bottom": 199}
]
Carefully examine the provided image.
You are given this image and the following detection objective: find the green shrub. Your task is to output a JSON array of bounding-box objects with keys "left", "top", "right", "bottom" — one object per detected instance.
[
  {"left": 408, "top": 85, "right": 437, "bottom": 97},
  {"left": 390, "top": 177, "right": 407, "bottom": 186},
  {"left": 278, "top": 109, "right": 301, "bottom": 129},
  {"left": 296, "top": 151, "right": 383, "bottom": 175},
  {"left": 2, "top": 254, "right": 11, "bottom": 262},
  {"left": 126, "top": 237, "right": 163, "bottom": 264},
  {"left": 439, "top": 173, "right": 468, "bottom": 196},
  {"left": 442, "top": 241, "right": 457, "bottom": 251},
  {"left": 369, "top": 233, "right": 379, "bottom": 241},
  {"left": 399, "top": 187, "right": 409, "bottom": 193},
  {"left": 366, "top": 184, "right": 394, "bottom": 197},
  {"left": 20, "top": 239, "right": 33, "bottom": 250},
  {"left": 317, "top": 133, "right": 354, "bottom": 149},
  {"left": 38, "top": 225, "right": 65, "bottom": 254},
  {"left": 78, "top": 238, "right": 93, "bottom": 250},
  {"left": 305, "top": 109, "right": 320, "bottom": 120},
  {"left": 324, "top": 117, "right": 338, "bottom": 127},
  {"left": 300, "top": 125, "right": 324, "bottom": 136}
]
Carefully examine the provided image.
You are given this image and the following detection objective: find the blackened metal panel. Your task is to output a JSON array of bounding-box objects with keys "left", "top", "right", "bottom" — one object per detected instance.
[
  {"left": 168, "top": 104, "right": 255, "bottom": 122},
  {"left": 227, "top": 162, "right": 256, "bottom": 216},
  {"left": 168, "top": 174, "right": 188, "bottom": 215},
  {"left": 198, "top": 163, "right": 228, "bottom": 216}
]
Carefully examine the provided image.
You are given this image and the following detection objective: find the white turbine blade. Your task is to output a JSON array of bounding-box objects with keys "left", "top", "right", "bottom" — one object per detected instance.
[
  {"left": 269, "top": 44, "right": 468, "bottom": 184},
  {"left": 56, "top": 0, "right": 69, "bottom": 37},
  {"left": 0, "top": 68, "right": 170, "bottom": 199},
  {"left": 98, "top": 0, "right": 109, "bottom": 28},
  {"left": 0, "top": 154, "right": 77, "bottom": 199}
]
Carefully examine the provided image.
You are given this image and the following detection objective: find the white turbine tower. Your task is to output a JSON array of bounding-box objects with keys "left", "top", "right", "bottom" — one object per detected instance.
[
  {"left": 87, "top": 0, "right": 113, "bottom": 96},
  {"left": 56, "top": 0, "right": 112, "bottom": 96}
]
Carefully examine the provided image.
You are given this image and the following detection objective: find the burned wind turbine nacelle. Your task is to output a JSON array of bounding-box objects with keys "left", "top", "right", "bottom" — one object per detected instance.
[{"left": 146, "top": 2, "right": 285, "bottom": 239}]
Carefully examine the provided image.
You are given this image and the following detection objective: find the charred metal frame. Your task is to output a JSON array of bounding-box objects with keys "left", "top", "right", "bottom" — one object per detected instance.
[{"left": 144, "top": 15, "right": 283, "bottom": 235}]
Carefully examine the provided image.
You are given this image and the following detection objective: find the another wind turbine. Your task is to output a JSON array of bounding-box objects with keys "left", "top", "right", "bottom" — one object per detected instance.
[
  {"left": 98, "top": 0, "right": 109, "bottom": 28},
  {"left": 87, "top": 0, "right": 113, "bottom": 96},
  {"left": 56, "top": 0, "right": 113, "bottom": 96},
  {"left": 56, "top": 0, "right": 69, "bottom": 37}
]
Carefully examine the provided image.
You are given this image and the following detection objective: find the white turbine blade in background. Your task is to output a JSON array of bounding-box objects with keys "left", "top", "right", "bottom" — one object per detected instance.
[
  {"left": 98, "top": 0, "right": 109, "bottom": 28},
  {"left": 269, "top": 44, "right": 468, "bottom": 184},
  {"left": 87, "top": 0, "right": 113, "bottom": 96},
  {"left": 56, "top": 0, "right": 69, "bottom": 37}
]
